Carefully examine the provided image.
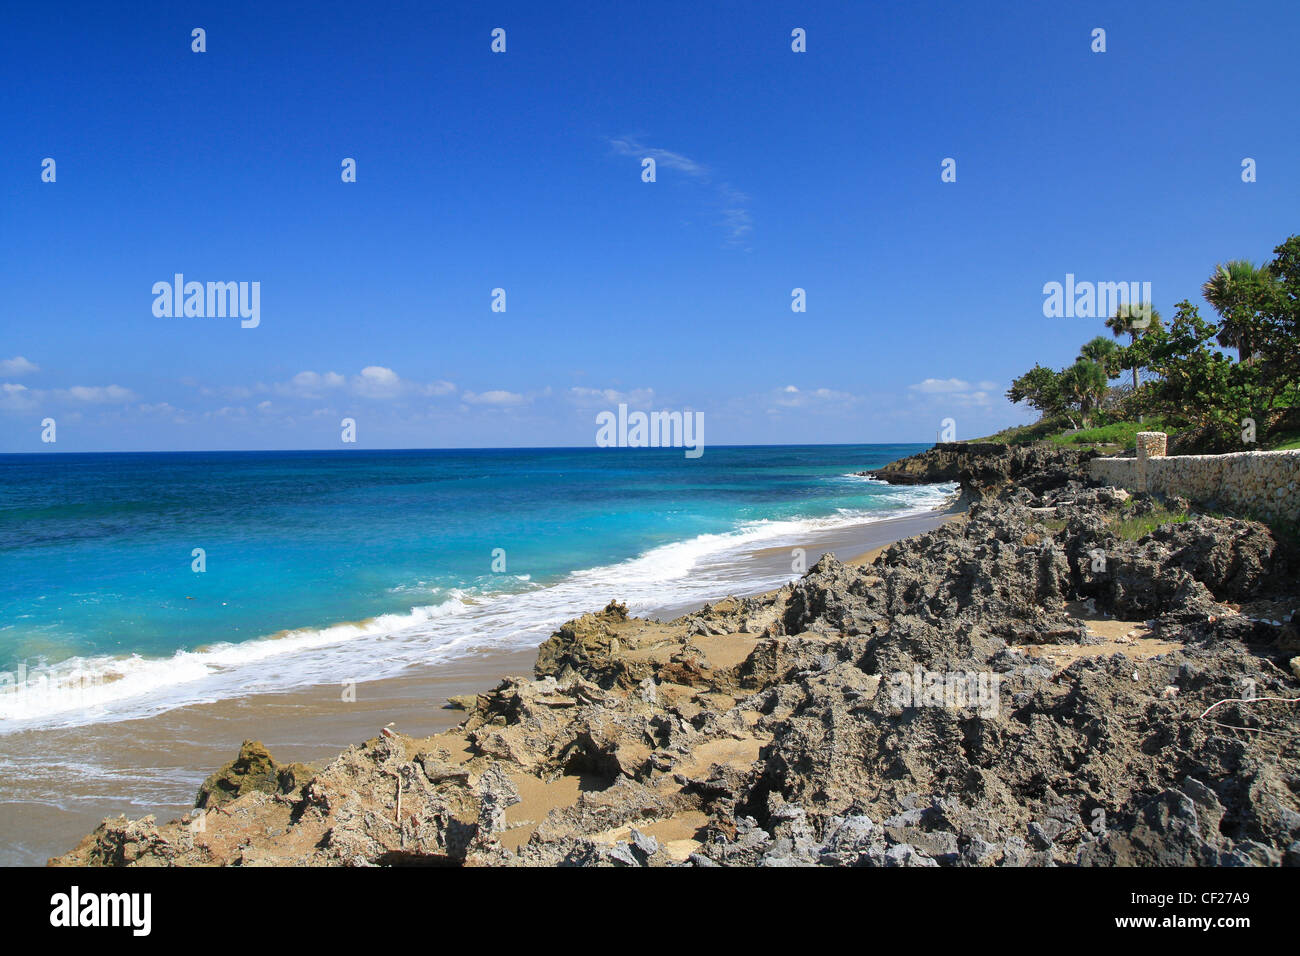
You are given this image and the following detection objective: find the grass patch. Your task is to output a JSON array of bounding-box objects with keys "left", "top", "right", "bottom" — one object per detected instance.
[
  {"left": 970, "top": 418, "right": 1069, "bottom": 445},
  {"left": 1107, "top": 500, "right": 1190, "bottom": 540},
  {"left": 1048, "top": 420, "right": 1174, "bottom": 448},
  {"left": 971, "top": 418, "right": 1182, "bottom": 449},
  {"left": 1033, "top": 503, "right": 1187, "bottom": 540},
  {"left": 1266, "top": 430, "right": 1300, "bottom": 450}
]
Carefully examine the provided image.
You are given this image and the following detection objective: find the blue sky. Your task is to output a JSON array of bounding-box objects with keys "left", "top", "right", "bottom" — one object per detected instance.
[{"left": 2, "top": 0, "right": 1297, "bottom": 452}]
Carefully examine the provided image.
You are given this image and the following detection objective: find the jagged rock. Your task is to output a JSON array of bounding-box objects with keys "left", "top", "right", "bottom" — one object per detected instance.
[
  {"left": 1148, "top": 516, "right": 1280, "bottom": 601},
  {"left": 195, "top": 740, "right": 314, "bottom": 810},
  {"left": 863, "top": 442, "right": 1098, "bottom": 499}
]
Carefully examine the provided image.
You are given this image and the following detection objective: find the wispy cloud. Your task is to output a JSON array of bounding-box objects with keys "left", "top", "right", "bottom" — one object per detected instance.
[
  {"left": 462, "top": 389, "right": 527, "bottom": 407},
  {"left": 0, "top": 381, "right": 137, "bottom": 412},
  {"left": 609, "top": 137, "right": 709, "bottom": 176},
  {"left": 271, "top": 367, "right": 457, "bottom": 401},
  {"left": 60, "top": 385, "right": 138, "bottom": 404},
  {"left": 138, "top": 401, "right": 191, "bottom": 425},
  {"left": 567, "top": 386, "right": 656, "bottom": 407},
  {"left": 609, "top": 136, "right": 754, "bottom": 247},
  {"left": 0, "top": 356, "right": 39, "bottom": 376},
  {"left": 0, "top": 383, "right": 33, "bottom": 411},
  {"left": 717, "top": 184, "right": 753, "bottom": 245},
  {"left": 908, "top": 378, "right": 1001, "bottom": 408},
  {"left": 766, "top": 384, "right": 860, "bottom": 413}
]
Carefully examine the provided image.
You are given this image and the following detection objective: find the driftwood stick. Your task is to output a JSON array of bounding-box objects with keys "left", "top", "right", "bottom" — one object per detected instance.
[{"left": 1198, "top": 695, "right": 1300, "bottom": 719}]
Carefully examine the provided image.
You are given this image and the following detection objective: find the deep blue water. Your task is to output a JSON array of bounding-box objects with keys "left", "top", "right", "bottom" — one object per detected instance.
[{"left": 0, "top": 444, "right": 939, "bottom": 725}]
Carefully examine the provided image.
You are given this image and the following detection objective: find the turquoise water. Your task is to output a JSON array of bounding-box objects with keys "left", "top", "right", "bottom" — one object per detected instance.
[{"left": 0, "top": 445, "right": 944, "bottom": 727}]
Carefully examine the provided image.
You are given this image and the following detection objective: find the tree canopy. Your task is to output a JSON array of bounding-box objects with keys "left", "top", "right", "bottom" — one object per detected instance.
[{"left": 1007, "top": 235, "right": 1300, "bottom": 446}]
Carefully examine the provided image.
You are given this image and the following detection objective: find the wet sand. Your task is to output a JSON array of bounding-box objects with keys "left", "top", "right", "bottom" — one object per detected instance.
[{"left": 0, "top": 506, "right": 957, "bottom": 866}]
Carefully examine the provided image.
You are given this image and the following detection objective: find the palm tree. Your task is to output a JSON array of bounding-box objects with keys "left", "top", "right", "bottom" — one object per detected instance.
[
  {"left": 1079, "top": 335, "right": 1121, "bottom": 379},
  {"left": 1056, "top": 365, "right": 1084, "bottom": 428},
  {"left": 1105, "top": 302, "right": 1162, "bottom": 391},
  {"left": 1061, "top": 360, "right": 1108, "bottom": 427},
  {"left": 1201, "top": 260, "right": 1276, "bottom": 363}
]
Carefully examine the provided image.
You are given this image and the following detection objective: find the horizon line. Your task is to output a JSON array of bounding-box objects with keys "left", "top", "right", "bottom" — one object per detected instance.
[{"left": 0, "top": 440, "right": 940, "bottom": 456}]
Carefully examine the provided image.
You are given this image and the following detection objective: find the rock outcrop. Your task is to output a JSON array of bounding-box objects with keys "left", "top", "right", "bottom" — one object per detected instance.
[
  {"left": 195, "top": 739, "right": 315, "bottom": 810},
  {"left": 863, "top": 441, "right": 1098, "bottom": 499}
]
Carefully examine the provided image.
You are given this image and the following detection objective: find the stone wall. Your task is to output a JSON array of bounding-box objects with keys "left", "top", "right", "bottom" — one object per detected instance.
[{"left": 1086, "top": 432, "right": 1300, "bottom": 524}]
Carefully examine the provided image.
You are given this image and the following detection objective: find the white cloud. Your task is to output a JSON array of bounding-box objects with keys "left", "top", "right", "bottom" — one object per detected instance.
[
  {"left": 567, "top": 386, "right": 656, "bottom": 407},
  {"left": 275, "top": 368, "right": 454, "bottom": 402},
  {"left": 909, "top": 378, "right": 973, "bottom": 394},
  {"left": 0, "top": 383, "right": 34, "bottom": 411},
  {"left": 769, "top": 385, "right": 858, "bottom": 409},
  {"left": 60, "top": 384, "right": 137, "bottom": 404},
  {"left": 278, "top": 371, "right": 347, "bottom": 398},
  {"left": 0, "top": 381, "right": 135, "bottom": 412},
  {"left": 295, "top": 370, "right": 346, "bottom": 389},
  {"left": 139, "top": 401, "right": 192, "bottom": 424},
  {"left": 463, "top": 389, "right": 527, "bottom": 407},
  {"left": 0, "top": 356, "right": 38, "bottom": 376},
  {"left": 908, "top": 377, "right": 1001, "bottom": 409},
  {"left": 353, "top": 365, "right": 402, "bottom": 398}
]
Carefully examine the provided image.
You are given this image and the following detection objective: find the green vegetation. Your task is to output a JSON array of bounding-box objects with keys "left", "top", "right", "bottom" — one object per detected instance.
[
  {"left": 1047, "top": 420, "right": 1174, "bottom": 448},
  {"left": 1037, "top": 501, "right": 1189, "bottom": 540},
  {"left": 1109, "top": 501, "right": 1190, "bottom": 540},
  {"left": 1033, "top": 493, "right": 1298, "bottom": 553},
  {"left": 969, "top": 418, "right": 1066, "bottom": 445},
  {"left": 1105, "top": 304, "right": 1164, "bottom": 392},
  {"left": 999, "top": 235, "right": 1300, "bottom": 453},
  {"left": 1037, "top": 496, "right": 1294, "bottom": 547}
]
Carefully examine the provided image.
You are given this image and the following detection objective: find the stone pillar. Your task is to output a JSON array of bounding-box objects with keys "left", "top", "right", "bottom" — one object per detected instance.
[{"left": 1135, "top": 431, "right": 1167, "bottom": 492}]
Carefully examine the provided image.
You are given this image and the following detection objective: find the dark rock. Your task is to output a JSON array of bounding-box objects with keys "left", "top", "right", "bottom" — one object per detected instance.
[
  {"left": 863, "top": 442, "right": 1097, "bottom": 500},
  {"left": 195, "top": 740, "right": 313, "bottom": 810}
]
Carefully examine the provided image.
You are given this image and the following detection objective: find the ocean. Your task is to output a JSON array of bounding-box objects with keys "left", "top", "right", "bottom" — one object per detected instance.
[{"left": 0, "top": 445, "right": 950, "bottom": 731}]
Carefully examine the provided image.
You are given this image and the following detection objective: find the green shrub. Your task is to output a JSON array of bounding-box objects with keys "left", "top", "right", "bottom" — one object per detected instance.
[{"left": 1048, "top": 420, "right": 1174, "bottom": 448}]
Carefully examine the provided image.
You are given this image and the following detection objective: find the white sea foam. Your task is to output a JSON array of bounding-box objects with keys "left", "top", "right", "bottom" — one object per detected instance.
[{"left": 0, "top": 483, "right": 956, "bottom": 731}]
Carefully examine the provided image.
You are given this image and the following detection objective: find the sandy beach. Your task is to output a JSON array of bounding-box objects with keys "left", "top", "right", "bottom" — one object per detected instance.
[{"left": 1, "top": 507, "right": 956, "bottom": 866}]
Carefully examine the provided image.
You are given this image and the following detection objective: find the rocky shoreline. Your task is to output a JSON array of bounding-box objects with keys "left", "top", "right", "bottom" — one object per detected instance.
[{"left": 52, "top": 443, "right": 1300, "bottom": 867}]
